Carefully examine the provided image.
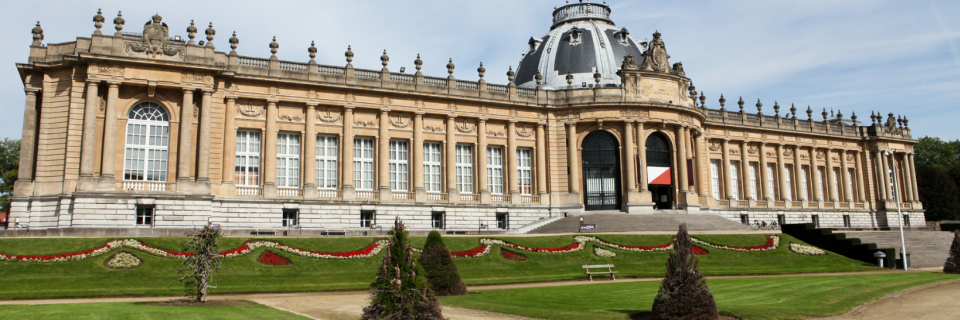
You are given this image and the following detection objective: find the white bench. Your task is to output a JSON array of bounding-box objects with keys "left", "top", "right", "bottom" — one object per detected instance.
[{"left": 582, "top": 264, "right": 618, "bottom": 281}]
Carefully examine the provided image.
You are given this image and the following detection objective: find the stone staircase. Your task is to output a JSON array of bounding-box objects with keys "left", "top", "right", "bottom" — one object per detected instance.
[
  {"left": 528, "top": 213, "right": 753, "bottom": 234},
  {"left": 839, "top": 231, "right": 955, "bottom": 268}
]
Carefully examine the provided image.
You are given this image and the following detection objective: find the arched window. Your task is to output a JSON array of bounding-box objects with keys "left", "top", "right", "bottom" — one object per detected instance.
[{"left": 123, "top": 102, "right": 170, "bottom": 182}]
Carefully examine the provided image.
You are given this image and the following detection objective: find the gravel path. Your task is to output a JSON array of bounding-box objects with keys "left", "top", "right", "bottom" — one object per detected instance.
[{"left": 818, "top": 278, "right": 960, "bottom": 320}]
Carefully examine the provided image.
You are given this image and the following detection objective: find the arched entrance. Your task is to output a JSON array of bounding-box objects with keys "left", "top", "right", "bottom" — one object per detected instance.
[
  {"left": 582, "top": 131, "right": 622, "bottom": 210},
  {"left": 646, "top": 132, "right": 674, "bottom": 209}
]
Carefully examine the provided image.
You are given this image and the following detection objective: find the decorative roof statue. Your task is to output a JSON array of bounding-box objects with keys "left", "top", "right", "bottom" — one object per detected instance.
[
  {"left": 478, "top": 62, "right": 486, "bottom": 81},
  {"left": 113, "top": 11, "right": 125, "bottom": 36},
  {"left": 228, "top": 31, "right": 239, "bottom": 55},
  {"left": 187, "top": 20, "right": 197, "bottom": 44},
  {"left": 127, "top": 13, "right": 182, "bottom": 58},
  {"left": 620, "top": 54, "right": 640, "bottom": 71},
  {"left": 93, "top": 9, "right": 105, "bottom": 35},
  {"left": 414, "top": 54, "right": 422, "bottom": 75},
  {"left": 671, "top": 62, "right": 685, "bottom": 77},
  {"left": 204, "top": 23, "right": 216, "bottom": 48},
  {"left": 638, "top": 31, "right": 670, "bottom": 73},
  {"left": 31, "top": 21, "right": 44, "bottom": 46}
]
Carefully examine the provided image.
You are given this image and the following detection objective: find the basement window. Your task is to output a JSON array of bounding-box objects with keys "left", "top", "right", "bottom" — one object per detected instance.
[{"left": 135, "top": 206, "right": 154, "bottom": 226}]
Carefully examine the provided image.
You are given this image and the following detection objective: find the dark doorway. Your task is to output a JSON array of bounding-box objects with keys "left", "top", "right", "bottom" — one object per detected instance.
[
  {"left": 582, "top": 131, "right": 622, "bottom": 210},
  {"left": 646, "top": 132, "right": 674, "bottom": 209}
]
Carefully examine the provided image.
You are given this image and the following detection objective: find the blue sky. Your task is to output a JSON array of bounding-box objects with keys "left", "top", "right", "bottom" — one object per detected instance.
[{"left": 2, "top": 0, "right": 958, "bottom": 140}]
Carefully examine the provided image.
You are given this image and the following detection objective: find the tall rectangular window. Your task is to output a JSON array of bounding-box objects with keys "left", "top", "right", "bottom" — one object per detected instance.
[
  {"left": 766, "top": 163, "right": 777, "bottom": 200},
  {"left": 817, "top": 166, "right": 827, "bottom": 201},
  {"left": 315, "top": 135, "right": 338, "bottom": 190},
  {"left": 354, "top": 138, "right": 375, "bottom": 191},
  {"left": 801, "top": 165, "right": 810, "bottom": 200},
  {"left": 487, "top": 146, "right": 504, "bottom": 195},
  {"left": 424, "top": 142, "right": 442, "bottom": 193},
  {"left": 843, "top": 215, "right": 851, "bottom": 228},
  {"left": 456, "top": 145, "right": 473, "bottom": 194},
  {"left": 832, "top": 167, "right": 841, "bottom": 200},
  {"left": 276, "top": 133, "right": 300, "bottom": 188},
  {"left": 710, "top": 160, "right": 721, "bottom": 200},
  {"left": 748, "top": 162, "right": 759, "bottom": 200},
  {"left": 729, "top": 161, "right": 740, "bottom": 200},
  {"left": 235, "top": 130, "right": 261, "bottom": 186},
  {"left": 124, "top": 122, "right": 170, "bottom": 182},
  {"left": 517, "top": 148, "right": 533, "bottom": 195},
  {"left": 389, "top": 140, "right": 409, "bottom": 192},
  {"left": 785, "top": 165, "right": 794, "bottom": 201},
  {"left": 847, "top": 169, "right": 856, "bottom": 201}
]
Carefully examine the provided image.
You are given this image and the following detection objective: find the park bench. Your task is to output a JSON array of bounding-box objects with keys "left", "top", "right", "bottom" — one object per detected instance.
[{"left": 582, "top": 264, "right": 618, "bottom": 281}]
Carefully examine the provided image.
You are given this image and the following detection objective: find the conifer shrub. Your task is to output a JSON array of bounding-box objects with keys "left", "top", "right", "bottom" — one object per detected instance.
[
  {"left": 650, "top": 223, "right": 720, "bottom": 320},
  {"left": 361, "top": 218, "right": 443, "bottom": 320},
  {"left": 418, "top": 231, "right": 468, "bottom": 296},
  {"left": 944, "top": 230, "right": 960, "bottom": 274}
]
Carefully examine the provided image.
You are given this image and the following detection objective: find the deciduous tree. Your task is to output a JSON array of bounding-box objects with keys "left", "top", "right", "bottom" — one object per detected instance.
[{"left": 177, "top": 226, "right": 223, "bottom": 302}]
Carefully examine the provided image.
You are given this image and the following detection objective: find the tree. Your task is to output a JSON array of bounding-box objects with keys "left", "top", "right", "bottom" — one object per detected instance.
[
  {"left": 917, "top": 167, "right": 960, "bottom": 221},
  {"left": 177, "top": 226, "right": 223, "bottom": 302},
  {"left": 418, "top": 230, "right": 467, "bottom": 296},
  {"left": 0, "top": 138, "right": 20, "bottom": 211},
  {"left": 362, "top": 218, "right": 443, "bottom": 320},
  {"left": 651, "top": 223, "right": 719, "bottom": 320},
  {"left": 945, "top": 231, "right": 960, "bottom": 274}
]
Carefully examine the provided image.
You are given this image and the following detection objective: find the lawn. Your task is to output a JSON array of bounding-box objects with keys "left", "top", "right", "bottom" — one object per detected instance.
[
  {"left": 0, "top": 301, "right": 309, "bottom": 319},
  {"left": 440, "top": 273, "right": 960, "bottom": 320},
  {"left": 0, "top": 234, "right": 877, "bottom": 299}
]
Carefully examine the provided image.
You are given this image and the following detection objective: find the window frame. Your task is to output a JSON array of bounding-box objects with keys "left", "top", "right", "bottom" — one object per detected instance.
[
  {"left": 709, "top": 160, "right": 721, "bottom": 200},
  {"left": 431, "top": 212, "right": 445, "bottom": 229},
  {"left": 276, "top": 132, "right": 301, "bottom": 188},
  {"left": 354, "top": 138, "right": 375, "bottom": 191},
  {"left": 360, "top": 211, "right": 375, "bottom": 228},
  {"left": 389, "top": 140, "right": 410, "bottom": 192},
  {"left": 729, "top": 161, "right": 740, "bottom": 200},
  {"left": 135, "top": 205, "right": 154, "bottom": 227},
  {"left": 487, "top": 146, "right": 504, "bottom": 195},
  {"left": 235, "top": 130, "right": 262, "bottom": 187},
  {"left": 748, "top": 162, "right": 759, "bottom": 200},
  {"left": 496, "top": 213, "right": 509, "bottom": 229},
  {"left": 455, "top": 145, "right": 474, "bottom": 194},
  {"left": 282, "top": 209, "right": 299, "bottom": 227},
  {"left": 517, "top": 148, "right": 533, "bottom": 195},
  {"left": 123, "top": 102, "right": 170, "bottom": 183},
  {"left": 315, "top": 135, "right": 338, "bottom": 190},
  {"left": 423, "top": 142, "right": 442, "bottom": 193}
]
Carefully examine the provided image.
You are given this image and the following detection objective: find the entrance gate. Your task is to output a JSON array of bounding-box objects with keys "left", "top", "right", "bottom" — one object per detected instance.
[
  {"left": 646, "top": 132, "right": 674, "bottom": 209},
  {"left": 582, "top": 131, "right": 621, "bottom": 210}
]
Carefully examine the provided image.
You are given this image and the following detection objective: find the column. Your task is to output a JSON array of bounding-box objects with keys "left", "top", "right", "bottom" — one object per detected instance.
[
  {"left": 477, "top": 119, "right": 487, "bottom": 193},
  {"left": 17, "top": 88, "right": 39, "bottom": 185},
  {"left": 637, "top": 122, "right": 648, "bottom": 193},
  {"left": 759, "top": 143, "right": 769, "bottom": 200},
  {"left": 908, "top": 153, "right": 919, "bottom": 201},
  {"left": 721, "top": 140, "right": 733, "bottom": 199},
  {"left": 341, "top": 107, "right": 355, "bottom": 196},
  {"left": 178, "top": 89, "right": 195, "bottom": 182},
  {"left": 686, "top": 128, "right": 699, "bottom": 197},
  {"left": 447, "top": 116, "right": 459, "bottom": 200},
  {"left": 841, "top": 150, "right": 852, "bottom": 202},
  {"left": 507, "top": 121, "right": 519, "bottom": 201},
  {"left": 901, "top": 154, "right": 914, "bottom": 202},
  {"left": 536, "top": 123, "right": 547, "bottom": 198},
  {"left": 100, "top": 82, "right": 120, "bottom": 183},
  {"left": 566, "top": 123, "right": 579, "bottom": 194},
  {"left": 79, "top": 82, "right": 98, "bottom": 179},
  {"left": 777, "top": 144, "right": 787, "bottom": 201},
  {"left": 263, "top": 100, "right": 279, "bottom": 196},
  {"left": 825, "top": 149, "right": 836, "bottom": 201},
  {"left": 879, "top": 151, "right": 890, "bottom": 201},
  {"left": 623, "top": 121, "right": 636, "bottom": 194},
  {"left": 676, "top": 126, "right": 688, "bottom": 193},
  {"left": 303, "top": 104, "right": 318, "bottom": 197},
  {"left": 740, "top": 141, "right": 750, "bottom": 199},
  {"left": 693, "top": 132, "right": 706, "bottom": 197},
  {"left": 378, "top": 110, "right": 390, "bottom": 193},
  {"left": 221, "top": 96, "right": 238, "bottom": 191},
  {"left": 793, "top": 145, "right": 803, "bottom": 200},
  {"left": 855, "top": 150, "right": 866, "bottom": 203},
  {"left": 811, "top": 148, "right": 821, "bottom": 201},
  {"left": 197, "top": 90, "right": 212, "bottom": 182},
  {"left": 413, "top": 113, "right": 424, "bottom": 194}
]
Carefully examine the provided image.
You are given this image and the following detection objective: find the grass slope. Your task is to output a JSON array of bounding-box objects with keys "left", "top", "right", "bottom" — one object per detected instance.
[
  {"left": 440, "top": 273, "right": 960, "bottom": 320},
  {"left": 0, "top": 234, "right": 876, "bottom": 299},
  {"left": 0, "top": 301, "right": 309, "bottom": 320}
]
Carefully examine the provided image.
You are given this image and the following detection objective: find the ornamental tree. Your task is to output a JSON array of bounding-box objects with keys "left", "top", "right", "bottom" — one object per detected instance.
[
  {"left": 944, "top": 231, "right": 960, "bottom": 274},
  {"left": 651, "top": 223, "right": 719, "bottom": 320},
  {"left": 177, "top": 226, "right": 223, "bottom": 302},
  {"left": 362, "top": 218, "right": 443, "bottom": 320},
  {"left": 418, "top": 231, "right": 468, "bottom": 296}
]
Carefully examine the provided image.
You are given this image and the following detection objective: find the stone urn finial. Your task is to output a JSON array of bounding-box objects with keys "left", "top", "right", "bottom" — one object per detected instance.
[
  {"left": 478, "top": 62, "right": 486, "bottom": 80},
  {"left": 719, "top": 94, "right": 726, "bottom": 110},
  {"left": 381, "top": 50, "right": 390, "bottom": 70},
  {"left": 756, "top": 99, "right": 763, "bottom": 113},
  {"left": 790, "top": 103, "right": 797, "bottom": 117},
  {"left": 269, "top": 36, "right": 279, "bottom": 58},
  {"left": 822, "top": 108, "right": 828, "bottom": 121},
  {"left": 699, "top": 92, "right": 706, "bottom": 108},
  {"left": 738, "top": 97, "right": 745, "bottom": 112},
  {"left": 507, "top": 66, "right": 515, "bottom": 84},
  {"left": 446, "top": 58, "right": 456, "bottom": 78},
  {"left": 345, "top": 45, "right": 354, "bottom": 66},
  {"left": 566, "top": 69, "right": 574, "bottom": 89},
  {"left": 187, "top": 20, "right": 197, "bottom": 45},
  {"left": 113, "top": 11, "right": 125, "bottom": 36},
  {"left": 31, "top": 21, "right": 44, "bottom": 46},
  {"left": 688, "top": 83, "right": 697, "bottom": 100},
  {"left": 851, "top": 111, "right": 857, "bottom": 123},
  {"left": 414, "top": 54, "right": 423, "bottom": 75},
  {"left": 205, "top": 23, "right": 216, "bottom": 48},
  {"left": 93, "top": 9, "right": 105, "bottom": 35},
  {"left": 229, "top": 31, "right": 239, "bottom": 54},
  {"left": 594, "top": 68, "right": 602, "bottom": 85},
  {"left": 308, "top": 41, "right": 317, "bottom": 62},
  {"left": 773, "top": 101, "right": 780, "bottom": 115}
]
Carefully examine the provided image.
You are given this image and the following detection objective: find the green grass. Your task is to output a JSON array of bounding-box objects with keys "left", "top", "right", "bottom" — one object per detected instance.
[
  {"left": 0, "top": 301, "right": 309, "bottom": 319},
  {"left": 0, "top": 234, "right": 877, "bottom": 299},
  {"left": 440, "top": 273, "right": 960, "bottom": 320}
]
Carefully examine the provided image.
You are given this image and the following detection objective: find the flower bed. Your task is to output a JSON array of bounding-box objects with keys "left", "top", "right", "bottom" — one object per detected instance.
[
  {"left": 259, "top": 251, "right": 292, "bottom": 265},
  {"left": 500, "top": 248, "right": 528, "bottom": 261},
  {"left": 593, "top": 247, "right": 616, "bottom": 258},
  {"left": 104, "top": 252, "right": 142, "bottom": 269},
  {"left": 789, "top": 242, "right": 826, "bottom": 255},
  {"left": 691, "top": 235, "right": 781, "bottom": 252}
]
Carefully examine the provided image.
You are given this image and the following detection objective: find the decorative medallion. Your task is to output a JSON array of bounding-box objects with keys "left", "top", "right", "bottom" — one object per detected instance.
[
  {"left": 380, "top": 96, "right": 392, "bottom": 106},
  {"left": 424, "top": 125, "right": 443, "bottom": 132},
  {"left": 268, "top": 86, "right": 280, "bottom": 97},
  {"left": 448, "top": 103, "right": 458, "bottom": 111},
  {"left": 846, "top": 154, "right": 854, "bottom": 161},
  {"left": 455, "top": 119, "right": 475, "bottom": 133},
  {"left": 278, "top": 115, "right": 302, "bottom": 122},
  {"left": 801, "top": 154, "right": 809, "bottom": 160},
  {"left": 125, "top": 14, "right": 183, "bottom": 58},
  {"left": 415, "top": 99, "right": 425, "bottom": 110},
  {"left": 307, "top": 89, "right": 318, "bottom": 100},
  {"left": 98, "top": 95, "right": 106, "bottom": 112},
  {"left": 516, "top": 124, "right": 533, "bottom": 137},
  {"left": 831, "top": 156, "right": 839, "bottom": 161},
  {"left": 487, "top": 131, "right": 506, "bottom": 137},
  {"left": 480, "top": 106, "right": 488, "bottom": 114},
  {"left": 784, "top": 149, "right": 794, "bottom": 157},
  {"left": 509, "top": 108, "right": 518, "bottom": 118},
  {"left": 708, "top": 142, "right": 721, "bottom": 152},
  {"left": 225, "top": 81, "right": 239, "bottom": 92},
  {"left": 318, "top": 107, "right": 341, "bottom": 123},
  {"left": 766, "top": 152, "right": 775, "bottom": 157},
  {"left": 193, "top": 106, "right": 199, "bottom": 118},
  {"left": 730, "top": 148, "right": 739, "bottom": 155},
  {"left": 389, "top": 112, "right": 410, "bottom": 128},
  {"left": 237, "top": 100, "right": 264, "bottom": 117},
  {"left": 556, "top": 109, "right": 580, "bottom": 121},
  {"left": 816, "top": 151, "right": 825, "bottom": 160},
  {"left": 747, "top": 145, "right": 758, "bottom": 155},
  {"left": 355, "top": 120, "right": 375, "bottom": 127},
  {"left": 344, "top": 93, "right": 357, "bottom": 103}
]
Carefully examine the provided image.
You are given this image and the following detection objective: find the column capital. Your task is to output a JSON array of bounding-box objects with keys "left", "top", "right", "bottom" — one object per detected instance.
[
  {"left": 343, "top": 105, "right": 356, "bottom": 110},
  {"left": 85, "top": 79, "right": 101, "bottom": 85},
  {"left": 536, "top": 123, "right": 544, "bottom": 129},
  {"left": 305, "top": 102, "right": 318, "bottom": 108},
  {"left": 182, "top": 87, "right": 198, "bottom": 93},
  {"left": 23, "top": 87, "right": 40, "bottom": 94},
  {"left": 201, "top": 88, "right": 215, "bottom": 94},
  {"left": 380, "top": 109, "right": 390, "bottom": 115},
  {"left": 225, "top": 95, "right": 239, "bottom": 100},
  {"left": 266, "top": 98, "right": 280, "bottom": 104},
  {"left": 106, "top": 81, "right": 121, "bottom": 87}
]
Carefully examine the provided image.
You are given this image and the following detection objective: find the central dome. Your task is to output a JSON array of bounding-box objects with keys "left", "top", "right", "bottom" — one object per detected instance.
[{"left": 515, "top": 1, "right": 648, "bottom": 90}]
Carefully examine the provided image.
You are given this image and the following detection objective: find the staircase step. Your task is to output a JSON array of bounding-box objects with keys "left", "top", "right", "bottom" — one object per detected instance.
[
  {"left": 528, "top": 213, "right": 753, "bottom": 234},
  {"left": 838, "top": 231, "right": 955, "bottom": 268}
]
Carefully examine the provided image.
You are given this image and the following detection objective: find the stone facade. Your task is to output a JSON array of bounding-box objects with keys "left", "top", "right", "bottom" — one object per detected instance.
[{"left": 10, "top": 4, "right": 923, "bottom": 232}]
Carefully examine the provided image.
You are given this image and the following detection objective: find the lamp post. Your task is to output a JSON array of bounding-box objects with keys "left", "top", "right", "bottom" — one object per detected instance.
[{"left": 885, "top": 150, "right": 908, "bottom": 271}]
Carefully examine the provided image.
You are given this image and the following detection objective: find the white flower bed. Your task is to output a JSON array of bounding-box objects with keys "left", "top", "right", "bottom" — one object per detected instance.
[
  {"left": 593, "top": 247, "right": 616, "bottom": 258},
  {"left": 789, "top": 242, "right": 826, "bottom": 255},
  {"left": 105, "top": 252, "right": 142, "bottom": 269},
  {"left": 690, "top": 235, "right": 781, "bottom": 252}
]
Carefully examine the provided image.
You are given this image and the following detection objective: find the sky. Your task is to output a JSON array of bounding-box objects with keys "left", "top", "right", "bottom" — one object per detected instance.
[{"left": 2, "top": 0, "right": 959, "bottom": 140}]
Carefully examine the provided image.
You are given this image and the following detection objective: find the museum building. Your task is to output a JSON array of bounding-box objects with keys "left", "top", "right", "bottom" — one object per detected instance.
[{"left": 10, "top": 2, "right": 923, "bottom": 233}]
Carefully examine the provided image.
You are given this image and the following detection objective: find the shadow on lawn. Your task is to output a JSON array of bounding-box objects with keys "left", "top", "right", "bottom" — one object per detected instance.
[{"left": 617, "top": 310, "right": 742, "bottom": 320}]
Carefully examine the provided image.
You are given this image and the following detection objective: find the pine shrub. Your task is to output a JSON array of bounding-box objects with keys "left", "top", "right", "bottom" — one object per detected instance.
[
  {"left": 944, "top": 230, "right": 960, "bottom": 274},
  {"left": 361, "top": 218, "right": 443, "bottom": 320},
  {"left": 650, "top": 223, "right": 720, "bottom": 320},
  {"left": 418, "top": 231, "right": 468, "bottom": 296}
]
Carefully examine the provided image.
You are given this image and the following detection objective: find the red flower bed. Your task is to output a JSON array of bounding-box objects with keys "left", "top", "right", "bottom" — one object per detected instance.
[
  {"left": 691, "top": 246, "right": 708, "bottom": 255},
  {"left": 259, "top": 251, "right": 291, "bottom": 266},
  {"left": 500, "top": 248, "right": 528, "bottom": 261},
  {"left": 451, "top": 244, "right": 488, "bottom": 258}
]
